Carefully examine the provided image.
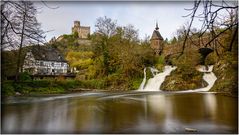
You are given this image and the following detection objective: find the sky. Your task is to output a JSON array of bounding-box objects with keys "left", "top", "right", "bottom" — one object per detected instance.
[{"left": 34, "top": 1, "right": 209, "bottom": 41}]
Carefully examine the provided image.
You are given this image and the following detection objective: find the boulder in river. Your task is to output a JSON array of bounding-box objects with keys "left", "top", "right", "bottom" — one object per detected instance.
[
  {"left": 15, "top": 92, "right": 21, "bottom": 96},
  {"left": 185, "top": 127, "right": 197, "bottom": 132}
]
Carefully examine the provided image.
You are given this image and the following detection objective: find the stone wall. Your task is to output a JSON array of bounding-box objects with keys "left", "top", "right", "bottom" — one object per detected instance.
[{"left": 72, "top": 21, "right": 90, "bottom": 39}]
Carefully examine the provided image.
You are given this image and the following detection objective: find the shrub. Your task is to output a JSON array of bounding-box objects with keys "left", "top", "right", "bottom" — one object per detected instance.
[
  {"left": 130, "top": 78, "right": 143, "bottom": 90},
  {"left": 2, "top": 82, "right": 15, "bottom": 96},
  {"left": 205, "top": 52, "right": 218, "bottom": 65},
  {"left": 174, "top": 51, "right": 201, "bottom": 66},
  {"left": 155, "top": 55, "right": 165, "bottom": 71},
  {"left": 19, "top": 72, "right": 32, "bottom": 81},
  {"left": 80, "top": 79, "right": 106, "bottom": 89},
  {"left": 30, "top": 87, "right": 65, "bottom": 94}
]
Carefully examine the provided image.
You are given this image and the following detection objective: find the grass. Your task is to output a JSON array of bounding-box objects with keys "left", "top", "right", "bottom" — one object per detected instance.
[{"left": 2, "top": 79, "right": 82, "bottom": 96}]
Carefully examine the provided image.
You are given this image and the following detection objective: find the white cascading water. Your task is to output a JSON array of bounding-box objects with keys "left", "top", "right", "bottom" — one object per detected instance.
[
  {"left": 184, "top": 65, "right": 217, "bottom": 92},
  {"left": 138, "top": 66, "right": 177, "bottom": 91},
  {"left": 138, "top": 65, "right": 217, "bottom": 92},
  {"left": 138, "top": 68, "right": 147, "bottom": 90},
  {"left": 149, "top": 67, "right": 160, "bottom": 76}
]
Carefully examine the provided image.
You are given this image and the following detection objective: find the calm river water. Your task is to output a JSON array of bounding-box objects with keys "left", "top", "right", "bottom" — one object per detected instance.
[{"left": 1, "top": 92, "right": 238, "bottom": 133}]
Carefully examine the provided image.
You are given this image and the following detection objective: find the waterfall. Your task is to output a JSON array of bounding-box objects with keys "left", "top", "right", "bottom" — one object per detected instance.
[
  {"left": 138, "top": 68, "right": 147, "bottom": 90},
  {"left": 149, "top": 67, "right": 159, "bottom": 77},
  {"left": 196, "top": 65, "right": 214, "bottom": 72},
  {"left": 138, "top": 66, "right": 176, "bottom": 91},
  {"left": 189, "top": 65, "right": 217, "bottom": 92},
  {"left": 138, "top": 65, "right": 217, "bottom": 92}
]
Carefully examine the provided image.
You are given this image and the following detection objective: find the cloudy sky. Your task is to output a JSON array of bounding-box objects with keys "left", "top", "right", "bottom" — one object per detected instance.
[{"left": 35, "top": 1, "right": 208, "bottom": 41}]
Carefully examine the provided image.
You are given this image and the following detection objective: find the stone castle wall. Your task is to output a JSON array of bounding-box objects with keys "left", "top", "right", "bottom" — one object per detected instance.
[{"left": 72, "top": 21, "right": 90, "bottom": 39}]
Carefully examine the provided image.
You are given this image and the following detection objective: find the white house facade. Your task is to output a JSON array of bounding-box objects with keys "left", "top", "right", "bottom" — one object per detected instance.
[{"left": 23, "top": 46, "right": 69, "bottom": 75}]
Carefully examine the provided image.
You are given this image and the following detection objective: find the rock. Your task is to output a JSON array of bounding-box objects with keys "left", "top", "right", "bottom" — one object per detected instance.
[
  {"left": 185, "top": 127, "right": 197, "bottom": 132},
  {"left": 15, "top": 92, "right": 21, "bottom": 96}
]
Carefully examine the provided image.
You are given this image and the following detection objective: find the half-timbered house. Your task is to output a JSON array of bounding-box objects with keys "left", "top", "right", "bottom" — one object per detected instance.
[{"left": 22, "top": 46, "right": 69, "bottom": 75}]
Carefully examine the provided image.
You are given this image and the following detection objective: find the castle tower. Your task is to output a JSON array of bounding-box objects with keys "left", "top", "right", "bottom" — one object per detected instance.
[
  {"left": 72, "top": 20, "right": 90, "bottom": 39},
  {"left": 150, "top": 22, "right": 164, "bottom": 55},
  {"left": 74, "top": 21, "right": 80, "bottom": 27}
]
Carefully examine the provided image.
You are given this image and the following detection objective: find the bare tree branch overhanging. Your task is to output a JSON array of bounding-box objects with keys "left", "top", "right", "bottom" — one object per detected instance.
[
  {"left": 179, "top": 1, "right": 201, "bottom": 57},
  {"left": 1, "top": 1, "right": 47, "bottom": 81},
  {"left": 179, "top": 0, "right": 238, "bottom": 57}
]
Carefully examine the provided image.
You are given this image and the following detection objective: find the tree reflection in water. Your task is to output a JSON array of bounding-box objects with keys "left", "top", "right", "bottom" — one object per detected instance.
[{"left": 2, "top": 93, "right": 238, "bottom": 133}]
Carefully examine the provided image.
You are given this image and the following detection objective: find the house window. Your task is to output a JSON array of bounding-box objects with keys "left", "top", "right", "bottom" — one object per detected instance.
[
  {"left": 40, "top": 61, "right": 43, "bottom": 66},
  {"left": 36, "top": 61, "right": 40, "bottom": 66},
  {"left": 51, "top": 62, "right": 54, "bottom": 67},
  {"left": 61, "top": 63, "right": 64, "bottom": 67}
]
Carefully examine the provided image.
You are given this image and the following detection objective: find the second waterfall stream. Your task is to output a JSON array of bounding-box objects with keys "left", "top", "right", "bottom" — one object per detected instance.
[
  {"left": 138, "top": 66, "right": 177, "bottom": 91},
  {"left": 137, "top": 65, "right": 217, "bottom": 92}
]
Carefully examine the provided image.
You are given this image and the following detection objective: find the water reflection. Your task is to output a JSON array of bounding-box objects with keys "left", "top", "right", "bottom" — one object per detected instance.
[{"left": 2, "top": 93, "right": 237, "bottom": 133}]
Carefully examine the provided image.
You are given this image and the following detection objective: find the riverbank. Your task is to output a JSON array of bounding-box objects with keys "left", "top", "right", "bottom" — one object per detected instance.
[
  {"left": 1, "top": 80, "right": 98, "bottom": 96},
  {"left": 1, "top": 79, "right": 139, "bottom": 97},
  {"left": 3, "top": 80, "right": 235, "bottom": 98}
]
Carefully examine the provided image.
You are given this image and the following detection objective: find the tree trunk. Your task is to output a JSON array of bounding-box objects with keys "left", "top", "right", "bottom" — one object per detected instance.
[
  {"left": 15, "top": 11, "right": 26, "bottom": 82},
  {"left": 228, "top": 26, "right": 238, "bottom": 52}
]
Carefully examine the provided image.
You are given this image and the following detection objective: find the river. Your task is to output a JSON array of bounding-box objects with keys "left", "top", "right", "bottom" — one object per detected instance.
[
  {"left": 1, "top": 65, "right": 237, "bottom": 133},
  {"left": 1, "top": 92, "right": 238, "bottom": 133}
]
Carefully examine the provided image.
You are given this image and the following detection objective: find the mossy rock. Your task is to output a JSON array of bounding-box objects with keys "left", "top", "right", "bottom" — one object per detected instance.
[
  {"left": 161, "top": 68, "right": 207, "bottom": 91},
  {"left": 210, "top": 52, "right": 238, "bottom": 96}
]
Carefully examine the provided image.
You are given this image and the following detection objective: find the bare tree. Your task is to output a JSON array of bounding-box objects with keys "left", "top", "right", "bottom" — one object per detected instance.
[
  {"left": 95, "top": 16, "right": 117, "bottom": 38},
  {"left": 1, "top": 1, "right": 46, "bottom": 81},
  {"left": 123, "top": 24, "right": 139, "bottom": 43},
  {"left": 180, "top": 0, "right": 238, "bottom": 57},
  {"left": 1, "top": 1, "right": 17, "bottom": 50}
]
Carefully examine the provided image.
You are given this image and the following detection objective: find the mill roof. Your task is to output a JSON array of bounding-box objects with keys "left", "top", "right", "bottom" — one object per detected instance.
[
  {"left": 30, "top": 46, "right": 67, "bottom": 62},
  {"left": 151, "top": 30, "right": 164, "bottom": 40}
]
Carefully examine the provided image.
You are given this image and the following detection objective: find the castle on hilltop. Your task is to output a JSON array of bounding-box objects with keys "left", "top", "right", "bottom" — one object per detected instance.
[{"left": 72, "top": 21, "right": 90, "bottom": 39}]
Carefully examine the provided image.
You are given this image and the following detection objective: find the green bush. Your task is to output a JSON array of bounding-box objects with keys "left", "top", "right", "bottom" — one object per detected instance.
[
  {"left": 172, "top": 51, "right": 201, "bottom": 67},
  {"left": 205, "top": 52, "right": 218, "bottom": 65},
  {"left": 30, "top": 80, "right": 51, "bottom": 87},
  {"left": 19, "top": 72, "right": 32, "bottom": 81},
  {"left": 87, "top": 79, "right": 106, "bottom": 89},
  {"left": 56, "top": 80, "right": 81, "bottom": 89},
  {"left": 155, "top": 55, "right": 165, "bottom": 72},
  {"left": 130, "top": 78, "right": 143, "bottom": 90},
  {"left": 146, "top": 68, "right": 153, "bottom": 80},
  {"left": 2, "top": 82, "right": 15, "bottom": 96},
  {"left": 30, "top": 87, "right": 65, "bottom": 94}
]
